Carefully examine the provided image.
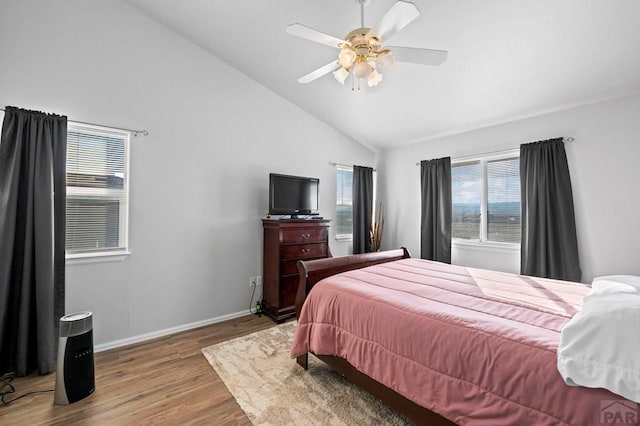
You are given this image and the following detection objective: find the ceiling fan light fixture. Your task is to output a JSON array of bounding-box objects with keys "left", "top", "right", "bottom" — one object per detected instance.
[
  {"left": 353, "top": 57, "right": 372, "bottom": 79},
  {"left": 338, "top": 47, "right": 357, "bottom": 68},
  {"left": 333, "top": 66, "right": 349, "bottom": 85},
  {"left": 376, "top": 50, "right": 394, "bottom": 70},
  {"left": 367, "top": 68, "right": 383, "bottom": 87}
]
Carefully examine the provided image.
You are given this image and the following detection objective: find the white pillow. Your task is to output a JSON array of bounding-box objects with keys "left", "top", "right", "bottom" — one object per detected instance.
[
  {"left": 557, "top": 276, "right": 640, "bottom": 403},
  {"left": 592, "top": 275, "right": 640, "bottom": 294}
]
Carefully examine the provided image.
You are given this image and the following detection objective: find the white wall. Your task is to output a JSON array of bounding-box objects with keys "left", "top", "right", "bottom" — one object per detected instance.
[
  {"left": 377, "top": 95, "right": 640, "bottom": 283},
  {"left": 0, "top": 0, "right": 373, "bottom": 347}
]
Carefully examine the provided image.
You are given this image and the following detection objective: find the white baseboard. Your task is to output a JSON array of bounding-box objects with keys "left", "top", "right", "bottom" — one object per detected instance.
[{"left": 94, "top": 309, "right": 252, "bottom": 353}]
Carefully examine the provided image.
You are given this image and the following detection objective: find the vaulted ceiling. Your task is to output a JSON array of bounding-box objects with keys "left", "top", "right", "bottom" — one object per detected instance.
[{"left": 127, "top": 0, "right": 640, "bottom": 150}]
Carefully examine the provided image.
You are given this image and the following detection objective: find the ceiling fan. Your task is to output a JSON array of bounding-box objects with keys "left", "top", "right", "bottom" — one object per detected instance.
[{"left": 286, "top": 0, "right": 448, "bottom": 90}]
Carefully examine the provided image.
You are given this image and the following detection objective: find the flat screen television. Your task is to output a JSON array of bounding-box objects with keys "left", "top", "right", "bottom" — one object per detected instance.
[{"left": 269, "top": 173, "right": 319, "bottom": 217}]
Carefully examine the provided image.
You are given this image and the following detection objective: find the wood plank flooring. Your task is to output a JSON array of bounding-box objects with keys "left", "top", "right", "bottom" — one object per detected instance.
[{"left": 0, "top": 314, "right": 274, "bottom": 425}]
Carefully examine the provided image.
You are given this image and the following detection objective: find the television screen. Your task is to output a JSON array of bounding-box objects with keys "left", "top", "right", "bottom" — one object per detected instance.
[{"left": 269, "top": 173, "right": 319, "bottom": 216}]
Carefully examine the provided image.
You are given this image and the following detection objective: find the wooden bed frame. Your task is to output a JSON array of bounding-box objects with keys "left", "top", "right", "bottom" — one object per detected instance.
[{"left": 294, "top": 248, "right": 457, "bottom": 426}]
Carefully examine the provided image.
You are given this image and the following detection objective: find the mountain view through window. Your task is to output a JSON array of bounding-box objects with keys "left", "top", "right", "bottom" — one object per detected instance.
[{"left": 452, "top": 156, "right": 520, "bottom": 244}]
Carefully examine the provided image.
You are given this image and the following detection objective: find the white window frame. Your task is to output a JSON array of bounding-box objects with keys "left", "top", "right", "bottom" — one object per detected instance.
[
  {"left": 335, "top": 165, "right": 353, "bottom": 241},
  {"left": 65, "top": 122, "right": 131, "bottom": 261},
  {"left": 452, "top": 149, "right": 520, "bottom": 250}
]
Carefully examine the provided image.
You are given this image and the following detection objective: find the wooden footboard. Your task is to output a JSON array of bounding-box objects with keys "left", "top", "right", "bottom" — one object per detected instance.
[{"left": 293, "top": 248, "right": 456, "bottom": 426}]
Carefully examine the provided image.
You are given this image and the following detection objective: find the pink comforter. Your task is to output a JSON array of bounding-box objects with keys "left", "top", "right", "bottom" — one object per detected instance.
[{"left": 291, "top": 258, "right": 637, "bottom": 425}]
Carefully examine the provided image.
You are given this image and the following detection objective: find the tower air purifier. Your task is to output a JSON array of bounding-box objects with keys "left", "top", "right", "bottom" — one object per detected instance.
[{"left": 54, "top": 311, "right": 95, "bottom": 405}]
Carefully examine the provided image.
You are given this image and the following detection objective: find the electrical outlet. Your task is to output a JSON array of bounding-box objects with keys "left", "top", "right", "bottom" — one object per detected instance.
[
  {"left": 256, "top": 276, "right": 262, "bottom": 286},
  {"left": 249, "top": 276, "right": 257, "bottom": 287}
]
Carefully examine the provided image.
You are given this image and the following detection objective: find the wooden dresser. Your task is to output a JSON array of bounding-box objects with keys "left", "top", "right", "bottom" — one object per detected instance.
[{"left": 262, "top": 219, "right": 331, "bottom": 323}]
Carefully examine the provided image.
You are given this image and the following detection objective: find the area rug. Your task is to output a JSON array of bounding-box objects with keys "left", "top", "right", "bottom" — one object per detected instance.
[{"left": 201, "top": 322, "right": 410, "bottom": 425}]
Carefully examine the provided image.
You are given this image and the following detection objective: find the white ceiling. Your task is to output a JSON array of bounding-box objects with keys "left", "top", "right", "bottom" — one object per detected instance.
[{"left": 126, "top": 0, "right": 640, "bottom": 151}]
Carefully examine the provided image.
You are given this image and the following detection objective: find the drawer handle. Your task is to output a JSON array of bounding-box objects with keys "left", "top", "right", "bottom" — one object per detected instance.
[
  {"left": 301, "top": 248, "right": 311, "bottom": 254},
  {"left": 301, "top": 233, "right": 311, "bottom": 240}
]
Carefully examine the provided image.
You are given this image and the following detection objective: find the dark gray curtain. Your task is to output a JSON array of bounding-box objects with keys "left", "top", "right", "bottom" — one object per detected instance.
[
  {"left": 352, "top": 165, "right": 373, "bottom": 254},
  {"left": 0, "top": 106, "right": 67, "bottom": 376},
  {"left": 520, "top": 138, "right": 581, "bottom": 282},
  {"left": 420, "top": 157, "right": 452, "bottom": 263}
]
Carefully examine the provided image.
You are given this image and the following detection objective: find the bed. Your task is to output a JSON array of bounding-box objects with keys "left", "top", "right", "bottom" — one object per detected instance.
[{"left": 290, "top": 248, "right": 637, "bottom": 425}]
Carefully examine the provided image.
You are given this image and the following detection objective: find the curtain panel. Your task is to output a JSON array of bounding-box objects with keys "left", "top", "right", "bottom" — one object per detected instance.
[
  {"left": 420, "top": 157, "right": 452, "bottom": 263},
  {"left": 520, "top": 138, "right": 581, "bottom": 282},
  {"left": 352, "top": 165, "right": 373, "bottom": 254},
  {"left": 0, "top": 106, "right": 67, "bottom": 376}
]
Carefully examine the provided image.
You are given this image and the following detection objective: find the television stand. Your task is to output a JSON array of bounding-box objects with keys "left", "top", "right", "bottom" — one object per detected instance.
[{"left": 277, "top": 214, "right": 319, "bottom": 220}]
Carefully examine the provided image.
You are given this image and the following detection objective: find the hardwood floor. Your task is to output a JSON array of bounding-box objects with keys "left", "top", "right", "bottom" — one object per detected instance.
[{"left": 0, "top": 314, "right": 274, "bottom": 425}]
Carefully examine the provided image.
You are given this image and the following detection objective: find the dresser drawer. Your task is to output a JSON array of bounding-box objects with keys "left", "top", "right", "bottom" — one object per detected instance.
[
  {"left": 282, "top": 227, "right": 328, "bottom": 244},
  {"left": 280, "top": 260, "right": 299, "bottom": 276},
  {"left": 281, "top": 275, "right": 300, "bottom": 309},
  {"left": 281, "top": 243, "right": 327, "bottom": 260}
]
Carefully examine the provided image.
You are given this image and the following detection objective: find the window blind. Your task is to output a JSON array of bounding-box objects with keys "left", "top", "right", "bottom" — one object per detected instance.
[
  {"left": 452, "top": 162, "right": 481, "bottom": 240},
  {"left": 67, "top": 131, "right": 125, "bottom": 189},
  {"left": 66, "top": 127, "right": 128, "bottom": 255},
  {"left": 336, "top": 166, "right": 353, "bottom": 237},
  {"left": 66, "top": 198, "right": 121, "bottom": 252},
  {"left": 487, "top": 157, "right": 521, "bottom": 243}
]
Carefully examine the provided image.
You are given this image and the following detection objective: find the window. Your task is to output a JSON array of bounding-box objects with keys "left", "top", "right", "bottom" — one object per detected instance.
[
  {"left": 336, "top": 166, "right": 353, "bottom": 239},
  {"left": 452, "top": 152, "right": 520, "bottom": 245},
  {"left": 486, "top": 157, "right": 521, "bottom": 243},
  {"left": 66, "top": 123, "right": 130, "bottom": 258},
  {"left": 451, "top": 162, "right": 482, "bottom": 239}
]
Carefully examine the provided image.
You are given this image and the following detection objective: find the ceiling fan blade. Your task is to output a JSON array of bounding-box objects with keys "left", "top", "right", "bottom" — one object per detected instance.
[
  {"left": 389, "top": 46, "right": 448, "bottom": 66},
  {"left": 286, "top": 24, "right": 348, "bottom": 49},
  {"left": 367, "top": 1, "right": 421, "bottom": 43},
  {"left": 298, "top": 61, "right": 341, "bottom": 84}
]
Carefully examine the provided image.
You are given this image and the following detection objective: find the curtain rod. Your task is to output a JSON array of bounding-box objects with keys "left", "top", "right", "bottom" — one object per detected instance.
[
  {"left": 414, "top": 137, "right": 574, "bottom": 166},
  {"left": 329, "top": 161, "right": 377, "bottom": 171},
  {"left": 0, "top": 107, "right": 149, "bottom": 137}
]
